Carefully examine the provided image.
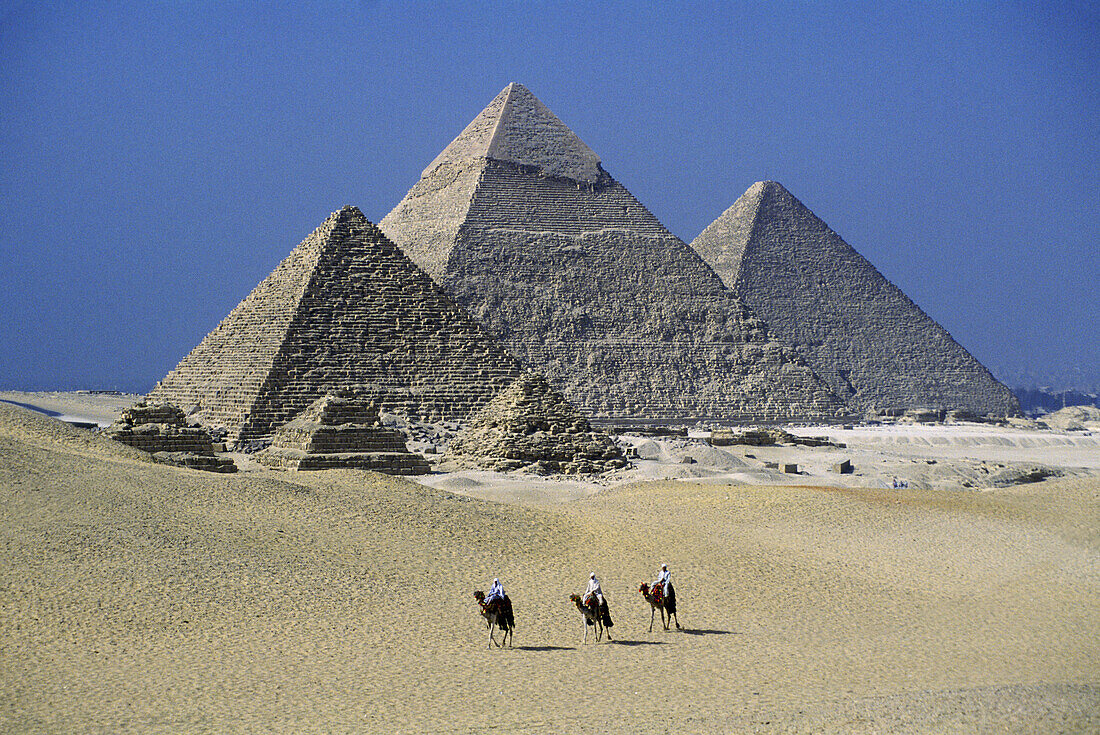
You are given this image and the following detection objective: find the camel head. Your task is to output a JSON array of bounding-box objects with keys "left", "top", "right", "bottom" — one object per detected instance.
[
  {"left": 473, "top": 590, "right": 485, "bottom": 603},
  {"left": 569, "top": 593, "right": 581, "bottom": 605},
  {"left": 639, "top": 582, "right": 650, "bottom": 595}
]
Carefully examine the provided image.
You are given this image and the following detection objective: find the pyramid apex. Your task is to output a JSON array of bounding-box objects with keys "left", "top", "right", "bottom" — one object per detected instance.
[
  {"left": 422, "top": 83, "right": 601, "bottom": 183},
  {"left": 334, "top": 204, "right": 366, "bottom": 220}
]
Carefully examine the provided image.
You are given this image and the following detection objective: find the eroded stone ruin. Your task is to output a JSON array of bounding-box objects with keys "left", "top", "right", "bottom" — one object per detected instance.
[
  {"left": 148, "top": 206, "right": 526, "bottom": 446},
  {"left": 448, "top": 373, "right": 627, "bottom": 474},
  {"left": 690, "top": 181, "right": 1019, "bottom": 417},
  {"left": 107, "top": 399, "right": 236, "bottom": 472},
  {"left": 256, "top": 392, "right": 430, "bottom": 473},
  {"left": 380, "top": 83, "right": 845, "bottom": 424}
]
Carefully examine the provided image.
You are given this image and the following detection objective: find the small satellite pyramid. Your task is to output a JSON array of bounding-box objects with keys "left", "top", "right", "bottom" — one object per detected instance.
[
  {"left": 380, "top": 83, "right": 844, "bottom": 422},
  {"left": 690, "top": 181, "right": 1019, "bottom": 416},
  {"left": 256, "top": 392, "right": 430, "bottom": 473},
  {"left": 448, "top": 373, "right": 627, "bottom": 475},
  {"left": 148, "top": 206, "right": 526, "bottom": 444}
]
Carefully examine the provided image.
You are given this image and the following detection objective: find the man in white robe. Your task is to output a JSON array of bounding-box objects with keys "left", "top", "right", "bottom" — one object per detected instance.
[
  {"left": 485, "top": 578, "right": 505, "bottom": 605},
  {"left": 584, "top": 573, "right": 613, "bottom": 636},
  {"left": 654, "top": 564, "right": 671, "bottom": 597},
  {"left": 585, "top": 573, "right": 604, "bottom": 606}
]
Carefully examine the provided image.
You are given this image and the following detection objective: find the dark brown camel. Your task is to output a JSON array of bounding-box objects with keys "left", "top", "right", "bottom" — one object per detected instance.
[
  {"left": 570, "top": 593, "right": 612, "bottom": 644},
  {"left": 473, "top": 590, "right": 514, "bottom": 648},
  {"left": 639, "top": 582, "right": 680, "bottom": 632}
]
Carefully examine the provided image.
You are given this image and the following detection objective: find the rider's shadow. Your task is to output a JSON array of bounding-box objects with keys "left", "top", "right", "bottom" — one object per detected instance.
[
  {"left": 514, "top": 645, "right": 576, "bottom": 652},
  {"left": 678, "top": 628, "right": 737, "bottom": 636}
]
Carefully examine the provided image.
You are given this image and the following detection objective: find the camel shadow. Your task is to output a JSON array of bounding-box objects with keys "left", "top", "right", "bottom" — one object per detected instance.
[
  {"left": 608, "top": 639, "right": 666, "bottom": 647},
  {"left": 679, "top": 628, "right": 736, "bottom": 636},
  {"left": 515, "top": 645, "right": 575, "bottom": 652}
]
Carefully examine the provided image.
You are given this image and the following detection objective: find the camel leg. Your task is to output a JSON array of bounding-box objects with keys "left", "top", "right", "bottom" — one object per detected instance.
[
  {"left": 649, "top": 606, "right": 655, "bottom": 633},
  {"left": 595, "top": 621, "right": 602, "bottom": 643},
  {"left": 672, "top": 611, "right": 681, "bottom": 629},
  {"left": 488, "top": 622, "right": 498, "bottom": 649},
  {"left": 583, "top": 620, "right": 588, "bottom": 645}
]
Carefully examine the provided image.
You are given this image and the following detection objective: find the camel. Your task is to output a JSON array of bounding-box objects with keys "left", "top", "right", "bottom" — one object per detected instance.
[
  {"left": 639, "top": 582, "right": 680, "bottom": 632},
  {"left": 570, "top": 593, "right": 612, "bottom": 644},
  {"left": 473, "top": 590, "right": 514, "bottom": 649}
]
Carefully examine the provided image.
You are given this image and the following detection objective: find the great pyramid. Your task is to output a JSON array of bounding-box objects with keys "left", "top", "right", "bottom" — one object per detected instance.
[
  {"left": 690, "top": 181, "right": 1019, "bottom": 416},
  {"left": 380, "top": 83, "right": 844, "bottom": 423},
  {"left": 148, "top": 206, "right": 526, "bottom": 445}
]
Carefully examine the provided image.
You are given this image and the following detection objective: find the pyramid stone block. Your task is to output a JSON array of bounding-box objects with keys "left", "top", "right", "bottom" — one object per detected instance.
[
  {"left": 381, "top": 84, "right": 845, "bottom": 423},
  {"left": 257, "top": 392, "right": 430, "bottom": 473},
  {"left": 148, "top": 207, "right": 527, "bottom": 445},
  {"left": 448, "top": 373, "right": 627, "bottom": 474},
  {"left": 690, "top": 181, "right": 1019, "bottom": 417}
]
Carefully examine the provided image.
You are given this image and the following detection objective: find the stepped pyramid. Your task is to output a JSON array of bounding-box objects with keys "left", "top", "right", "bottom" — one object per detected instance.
[
  {"left": 256, "top": 392, "right": 430, "bottom": 473},
  {"left": 380, "top": 83, "right": 844, "bottom": 422},
  {"left": 148, "top": 206, "right": 526, "bottom": 445},
  {"left": 690, "top": 181, "right": 1019, "bottom": 416},
  {"left": 107, "top": 400, "right": 236, "bottom": 472},
  {"left": 448, "top": 373, "right": 626, "bottom": 475}
]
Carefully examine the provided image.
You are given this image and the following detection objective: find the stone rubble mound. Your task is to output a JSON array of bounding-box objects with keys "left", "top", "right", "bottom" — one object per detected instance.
[
  {"left": 380, "top": 83, "right": 846, "bottom": 424},
  {"left": 708, "top": 427, "right": 839, "bottom": 448},
  {"left": 256, "top": 392, "right": 430, "bottom": 474},
  {"left": 1039, "top": 406, "right": 1100, "bottom": 432},
  {"left": 147, "top": 206, "right": 526, "bottom": 445},
  {"left": 447, "top": 373, "right": 627, "bottom": 475},
  {"left": 106, "top": 400, "right": 236, "bottom": 472},
  {"left": 690, "top": 180, "right": 1019, "bottom": 417}
]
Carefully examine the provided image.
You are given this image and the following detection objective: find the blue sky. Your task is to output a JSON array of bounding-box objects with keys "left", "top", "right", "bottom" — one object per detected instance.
[{"left": 1, "top": 1, "right": 1097, "bottom": 393}]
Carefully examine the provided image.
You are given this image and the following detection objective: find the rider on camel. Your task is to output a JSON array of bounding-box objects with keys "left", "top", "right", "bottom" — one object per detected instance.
[
  {"left": 482, "top": 577, "right": 514, "bottom": 629},
  {"left": 485, "top": 578, "right": 505, "bottom": 605},
  {"left": 585, "top": 572, "right": 614, "bottom": 634},
  {"left": 649, "top": 563, "right": 677, "bottom": 614},
  {"left": 654, "top": 564, "right": 671, "bottom": 597}
]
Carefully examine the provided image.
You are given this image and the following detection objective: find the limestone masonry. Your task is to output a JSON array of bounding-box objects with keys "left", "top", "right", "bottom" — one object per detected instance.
[
  {"left": 448, "top": 373, "right": 627, "bottom": 474},
  {"left": 256, "top": 392, "right": 430, "bottom": 473},
  {"left": 381, "top": 83, "right": 846, "bottom": 423},
  {"left": 149, "top": 207, "right": 526, "bottom": 445},
  {"left": 690, "top": 181, "right": 1019, "bottom": 416},
  {"left": 107, "top": 399, "right": 236, "bottom": 472}
]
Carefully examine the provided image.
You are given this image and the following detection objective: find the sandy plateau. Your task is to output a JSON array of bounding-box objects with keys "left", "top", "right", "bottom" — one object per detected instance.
[{"left": 1, "top": 393, "right": 1098, "bottom": 733}]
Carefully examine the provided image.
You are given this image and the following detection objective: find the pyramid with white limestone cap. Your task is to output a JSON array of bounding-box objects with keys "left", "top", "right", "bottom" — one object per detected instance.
[
  {"left": 690, "top": 181, "right": 1019, "bottom": 416},
  {"left": 148, "top": 206, "right": 527, "bottom": 445},
  {"left": 422, "top": 82, "right": 601, "bottom": 184},
  {"left": 380, "top": 83, "right": 845, "bottom": 423}
]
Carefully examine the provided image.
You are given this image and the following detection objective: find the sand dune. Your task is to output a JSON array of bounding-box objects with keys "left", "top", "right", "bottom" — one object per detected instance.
[{"left": 2, "top": 402, "right": 1098, "bottom": 732}]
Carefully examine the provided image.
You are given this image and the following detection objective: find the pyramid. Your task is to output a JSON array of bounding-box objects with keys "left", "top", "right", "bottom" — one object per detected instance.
[
  {"left": 380, "top": 83, "right": 845, "bottom": 423},
  {"left": 148, "top": 206, "right": 527, "bottom": 445},
  {"left": 106, "top": 399, "right": 236, "bottom": 472},
  {"left": 690, "top": 181, "right": 1019, "bottom": 416},
  {"left": 256, "top": 392, "right": 430, "bottom": 473},
  {"left": 447, "top": 373, "right": 626, "bottom": 474}
]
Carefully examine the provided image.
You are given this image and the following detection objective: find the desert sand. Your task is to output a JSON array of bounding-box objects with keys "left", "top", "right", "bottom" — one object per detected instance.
[{"left": 2, "top": 397, "right": 1099, "bottom": 732}]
